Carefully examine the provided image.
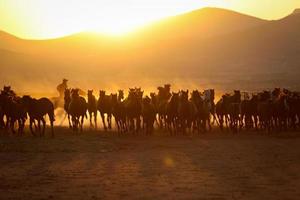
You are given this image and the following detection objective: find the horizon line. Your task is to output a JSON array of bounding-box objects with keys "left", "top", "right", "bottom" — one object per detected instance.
[{"left": 0, "top": 6, "right": 294, "bottom": 41}]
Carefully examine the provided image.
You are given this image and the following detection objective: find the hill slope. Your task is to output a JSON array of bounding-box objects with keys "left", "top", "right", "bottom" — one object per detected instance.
[{"left": 0, "top": 7, "right": 299, "bottom": 92}]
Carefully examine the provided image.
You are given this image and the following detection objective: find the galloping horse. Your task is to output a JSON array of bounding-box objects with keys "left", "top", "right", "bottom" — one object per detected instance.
[{"left": 22, "top": 95, "right": 55, "bottom": 137}]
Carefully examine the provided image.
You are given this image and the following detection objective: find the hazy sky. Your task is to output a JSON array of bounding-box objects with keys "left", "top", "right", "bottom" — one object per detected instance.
[{"left": 1, "top": 0, "right": 300, "bottom": 39}]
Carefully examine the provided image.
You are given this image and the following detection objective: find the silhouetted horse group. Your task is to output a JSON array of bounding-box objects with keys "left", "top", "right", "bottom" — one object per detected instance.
[
  {"left": 0, "top": 86, "right": 55, "bottom": 136},
  {"left": 62, "top": 84, "right": 215, "bottom": 135},
  {"left": 216, "top": 88, "right": 300, "bottom": 133},
  {"left": 2, "top": 85, "right": 300, "bottom": 136}
]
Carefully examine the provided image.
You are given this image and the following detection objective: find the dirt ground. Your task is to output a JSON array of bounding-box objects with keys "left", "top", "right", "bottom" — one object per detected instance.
[{"left": 0, "top": 128, "right": 299, "bottom": 200}]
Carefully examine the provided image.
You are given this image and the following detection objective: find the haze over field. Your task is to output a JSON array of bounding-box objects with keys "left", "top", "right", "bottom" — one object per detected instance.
[{"left": 1, "top": 7, "right": 300, "bottom": 96}]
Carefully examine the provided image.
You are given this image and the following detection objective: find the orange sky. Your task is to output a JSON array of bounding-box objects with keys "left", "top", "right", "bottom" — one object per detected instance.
[{"left": 0, "top": 0, "right": 300, "bottom": 39}]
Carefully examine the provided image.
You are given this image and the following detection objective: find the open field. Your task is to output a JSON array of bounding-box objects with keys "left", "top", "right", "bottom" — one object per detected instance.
[{"left": 0, "top": 128, "right": 299, "bottom": 199}]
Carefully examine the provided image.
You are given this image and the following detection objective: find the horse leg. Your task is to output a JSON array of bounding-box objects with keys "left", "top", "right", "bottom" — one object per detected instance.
[
  {"left": 137, "top": 117, "right": 141, "bottom": 133},
  {"left": 254, "top": 116, "right": 259, "bottom": 131},
  {"left": 41, "top": 118, "right": 46, "bottom": 136},
  {"left": 37, "top": 120, "right": 42, "bottom": 137},
  {"left": 4, "top": 116, "right": 10, "bottom": 131},
  {"left": 100, "top": 112, "right": 106, "bottom": 130},
  {"left": 17, "top": 119, "right": 22, "bottom": 136},
  {"left": 108, "top": 113, "right": 112, "bottom": 130},
  {"left": 68, "top": 114, "right": 72, "bottom": 129},
  {"left": 10, "top": 119, "right": 16, "bottom": 135},
  {"left": 50, "top": 118, "right": 54, "bottom": 137},
  {"left": 29, "top": 118, "right": 35, "bottom": 136},
  {"left": 89, "top": 111, "right": 93, "bottom": 128},
  {"left": 94, "top": 111, "right": 97, "bottom": 130},
  {"left": 71, "top": 116, "right": 76, "bottom": 131},
  {"left": 208, "top": 116, "right": 212, "bottom": 132},
  {"left": 0, "top": 114, "right": 4, "bottom": 129},
  {"left": 80, "top": 115, "right": 84, "bottom": 132}
]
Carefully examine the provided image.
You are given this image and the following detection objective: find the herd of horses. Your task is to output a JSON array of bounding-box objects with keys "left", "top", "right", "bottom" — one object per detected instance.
[{"left": 1, "top": 84, "right": 300, "bottom": 137}]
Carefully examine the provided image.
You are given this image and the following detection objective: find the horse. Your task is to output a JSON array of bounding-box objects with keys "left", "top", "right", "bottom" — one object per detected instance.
[
  {"left": 0, "top": 86, "right": 26, "bottom": 134},
  {"left": 272, "top": 92, "right": 289, "bottom": 131},
  {"left": 111, "top": 92, "right": 127, "bottom": 134},
  {"left": 22, "top": 95, "right": 55, "bottom": 137},
  {"left": 124, "top": 88, "right": 143, "bottom": 133},
  {"left": 87, "top": 90, "right": 97, "bottom": 129},
  {"left": 216, "top": 94, "right": 229, "bottom": 131},
  {"left": 177, "top": 90, "right": 197, "bottom": 134},
  {"left": 166, "top": 92, "right": 179, "bottom": 135},
  {"left": 204, "top": 89, "right": 217, "bottom": 125},
  {"left": 5, "top": 95, "right": 27, "bottom": 135},
  {"left": 141, "top": 96, "right": 156, "bottom": 135},
  {"left": 191, "top": 90, "right": 211, "bottom": 133},
  {"left": 97, "top": 90, "right": 112, "bottom": 130},
  {"left": 156, "top": 84, "right": 171, "bottom": 129},
  {"left": 150, "top": 92, "right": 159, "bottom": 127},
  {"left": 64, "top": 89, "right": 72, "bottom": 128},
  {"left": 0, "top": 92, "right": 5, "bottom": 129},
  {"left": 257, "top": 91, "right": 273, "bottom": 133},
  {"left": 241, "top": 94, "right": 259, "bottom": 130},
  {"left": 68, "top": 89, "right": 88, "bottom": 132}
]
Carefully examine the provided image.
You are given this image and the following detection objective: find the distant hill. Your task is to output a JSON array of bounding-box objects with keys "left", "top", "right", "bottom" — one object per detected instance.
[
  {"left": 0, "top": 7, "right": 300, "bottom": 92},
  {"left": 292, "top": 8, "right": 300, "bottom": 15}
]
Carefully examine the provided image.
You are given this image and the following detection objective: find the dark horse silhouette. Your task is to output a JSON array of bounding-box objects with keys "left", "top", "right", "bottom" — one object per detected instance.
[
  {"left": 87, "top": 90, "right": 98, "bottom": 129},
  {"left": 97, "top": 90, "right": 112, "bottom": 130},
  {"left": 141, "top": 96, "right": 156, "bottom": 135},
  {"left": 111, "top": 92, "right": 127, "bottom": 133},
  {"left": 22, "top": 95, "right": 55, "bottom": 137},
  {"left": 0, "top": 86, "right": 26, "bottom": 134},
  {"left": 166, "top": 92, "right": 179, "bottom": 135},
  {"left": 64, "top": 89, "right": 72, "bottom": 128},
  {"left": 124, "top": 88, "right": 143, "bottom": 133},
  {"left": 68, "top": 89, "right": 87, "bottom": 132}
]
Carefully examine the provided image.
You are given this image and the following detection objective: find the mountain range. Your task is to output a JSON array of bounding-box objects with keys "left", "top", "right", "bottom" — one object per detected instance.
[{"left": 1, "top": 7, "right": 300, "bottom": 94}]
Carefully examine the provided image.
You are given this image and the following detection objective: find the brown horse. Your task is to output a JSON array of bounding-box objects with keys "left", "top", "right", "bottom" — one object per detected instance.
[
  {"left": 97, "top": 90, "right": 112, "bottom": 130},
  {"left": 0, "top": 92, "right": 5, "bottom": 129},
  {"left": 7, "top": 96, "right": 27, "bottom": 135},
  {"left": 191, "top": 90, "right": 211, "bottom": 133},
  {"left": 0, "top": 86, "right": 16, "bottom": 129},
  {"left": 257, "top": 91, "right": 273, "bottom": 132},
  {"left": 68, "top": 89, "right": 87, "bottom": 132},
  {"left": 157, "top": 84, "right": 171, "bottom": 128},
  {"left": 22, "top": 95, "right": 55, "bottom": 137},
  {"left": 64, "top": 89, "right": 72, "bottom": 128},
  {"left": 124, "top": 88, "right": 143, "bottom": 133},
  {"left": 142, "top": 96, "right": 156, "bottom": 135},
  {"left": 241, "top": 94, "right": 259, "bottom": 130},
  {"left": 111, "top": 92, "right": 127, "bottom": 133},
  {"left": 177, "top": 90, "right": 196, "bottom": 134},
  {"left": 0, "top": 87, "right": 26, "bottom": 134},
  {"left": 87, "top": 90, "right": 97, "bottom": 129},
  {"left": 166, "top": 92, "right": 179, "bottom": 135}
]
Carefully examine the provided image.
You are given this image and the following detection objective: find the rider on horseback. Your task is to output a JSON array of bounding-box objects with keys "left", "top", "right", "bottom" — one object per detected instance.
[{"left": 57, "top": 79, "right": 68, "bottom": 98}]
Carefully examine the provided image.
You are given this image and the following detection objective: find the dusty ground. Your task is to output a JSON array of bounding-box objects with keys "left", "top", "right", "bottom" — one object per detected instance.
[{"left": 0, "top": 128, "right": 300, "bottom": 200}]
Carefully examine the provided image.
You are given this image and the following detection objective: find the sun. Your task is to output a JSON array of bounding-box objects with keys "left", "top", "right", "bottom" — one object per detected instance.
[
  {"left": 1, "top": 0, "right": 234, "bottom": 39},
  {"left": 89, "top": 18, "right": 146, "bottom": 36}
]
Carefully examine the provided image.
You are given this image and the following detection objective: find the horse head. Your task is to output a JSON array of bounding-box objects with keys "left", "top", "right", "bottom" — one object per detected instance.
[
  {"left": 143, "top": 96, "right": 151, "bottom": 104},
  {"left": 111, "top": 93, "right": 118, "bottom": 104},
  {"left": 164, "top": 84, "right": 171, "bottom": 92},
  {"left": 3, "top": 86, "right": 11, "bottom": 93},
  {"left": 180, "top": 90, "right": 189, "bottom": 101},
  {"left": 88, "top": 90, "right": 94, "bottom": 97},
  {"left": 99, "top": 90, "right": 106, "bottom": 98},
  {"left": 118, "top": 90, "right": 124, "bottom": 100},
  {"left": 71, "top": 89, "right": 80, "bottom": 99},
  {"left": 21, "top": 95, "right": 34, "bottom": 110}
]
